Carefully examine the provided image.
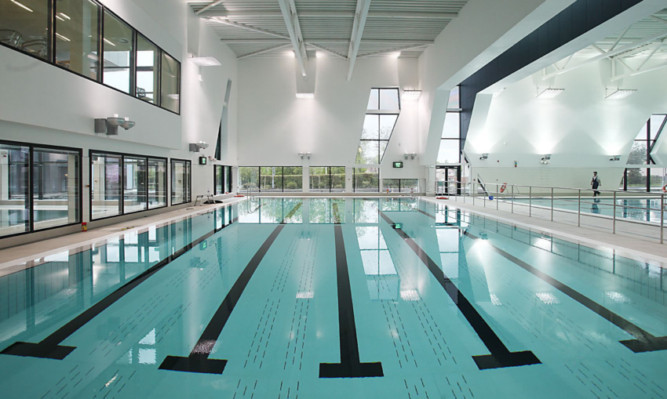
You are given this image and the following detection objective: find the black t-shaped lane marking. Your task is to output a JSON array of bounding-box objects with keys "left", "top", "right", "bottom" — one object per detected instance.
[
  {"left": 159, "top": 223, "right": 285, "bottom": 374},
  {"left": 1, "top": 214, "right": 237, "bottom": 360},
  {"left": 319, "top": 224, "right": 384, "bottom": 378},
  {"left": 380, "top": 211, "right": 540, "bottom": 370},
  {"left": 463, "top": 231, "right": 667, "bottom": 353}
]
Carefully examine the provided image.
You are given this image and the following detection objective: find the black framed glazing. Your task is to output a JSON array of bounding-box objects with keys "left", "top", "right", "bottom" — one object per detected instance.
[
  {"left": 90, "top": 150, "right": 168, "bottom": 221},
  {"left": 0, "top": 139, "right": 82, "bottom": 239},
  {"left": 0, "top": 0, "right": 181, "bottom": 114},
  {"left": 170, "top": 158, "right": 191, "bottom": 205}
]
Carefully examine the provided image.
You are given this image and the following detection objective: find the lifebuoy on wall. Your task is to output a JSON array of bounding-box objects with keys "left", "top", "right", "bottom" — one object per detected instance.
[
  {"left": 662, "top": 184, "right": 667, "bottom": 193},
  {"left": 500, "top": 183, "right": 507, "bottom": 193}
]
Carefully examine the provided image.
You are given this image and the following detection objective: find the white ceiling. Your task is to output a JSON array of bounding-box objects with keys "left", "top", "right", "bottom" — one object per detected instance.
[{"left": 188, "top": 0, "right": 468, "bottom": 64}]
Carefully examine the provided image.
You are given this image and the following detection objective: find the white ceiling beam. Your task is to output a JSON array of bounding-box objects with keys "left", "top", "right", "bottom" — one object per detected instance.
[
  {"left": 209, "top": 17, "right": 289, "bottom": 40},
  {"left": 542, "top": 30, "right": 667, "bottom": 80},
  {"left": 347, "top": 0, "right": 372, "bottom": 80},
  {"left": 196, "top": 0, "right": 225, "bottom": 15},
  {"left": 277, "top": 0, "right": 308, "bottom": 76},
  {"left": 220, "top": 38, "right": 433, "bottom": 45},
  {"left": 198, "top": 10, "right": 456, "bottom": 19},
  {"left": 237, "top": 44, "right": 292, "bottom": 60}
]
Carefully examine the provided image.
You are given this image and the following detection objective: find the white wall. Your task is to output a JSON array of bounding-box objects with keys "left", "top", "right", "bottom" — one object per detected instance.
[
  {"left": 236, "top": 53, "right": 425, "bottom": 190},
  {"left": 465, "top": 59, "right": 667, "bottom": 190}
]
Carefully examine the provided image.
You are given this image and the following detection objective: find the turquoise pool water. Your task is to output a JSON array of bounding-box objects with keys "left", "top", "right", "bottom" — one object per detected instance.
[
  {"left": 0, "top": 198, "right": 665, "bottom": 398},
  {"left": 507, "top": 197, "right": 664, "bottom": 223}
]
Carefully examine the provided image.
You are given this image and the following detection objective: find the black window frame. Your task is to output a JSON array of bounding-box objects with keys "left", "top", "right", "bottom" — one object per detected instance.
[
  {"left": 0, "top": 0, "right": 181, "bottom": 115},
  {"left": 0, "top": 139, "right": 82, "bottom": 239},
  {"left": 89, "top": 150, "right": 168, "bottom": 221},
  {"left": 170, "top": 158, "right": 191, "bottom": 205}
]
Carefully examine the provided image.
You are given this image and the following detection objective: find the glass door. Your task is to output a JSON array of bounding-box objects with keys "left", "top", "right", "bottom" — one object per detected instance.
[{"left": 436, "top": 166, "right": 460, "bottom": 195}]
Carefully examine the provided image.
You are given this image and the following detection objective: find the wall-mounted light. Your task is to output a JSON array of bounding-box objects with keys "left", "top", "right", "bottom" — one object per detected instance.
[
  {"left": 479, "top": 153, "right": 488, "bottom": 160},
  {"left": 402, "top": 90, "right": 422, "bottom": 101},
  {"left": 537, "top": 88, "right": 564, "bottom": 99},
  {"left": 296, "top": 93, "right": 314, "bottom": 99},
  {"left": 609, "top": 155, "right": 621, "bottom": 161},
  {"left": 540, "top": 154, "right": 551, "bottom": 164},
  {"left": 94, "top": 115, "right": 135, "bottom": 135},
  {"left": 189, "top": 141, "right": 209, "bottom": 152},
  {"left": 403, "top": 153, "right": 417, "bottom": 160},
  {"left": 605, "top": 88, "right": 636, "bottom": 100},
  {"left": 298, "top": 152, "right": 311, "bottom": 160}
]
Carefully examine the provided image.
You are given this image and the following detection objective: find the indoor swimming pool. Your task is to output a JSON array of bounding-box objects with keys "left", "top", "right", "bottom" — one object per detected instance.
[{"left": 0, "top": 198, "right": 665, "bottom": 398}]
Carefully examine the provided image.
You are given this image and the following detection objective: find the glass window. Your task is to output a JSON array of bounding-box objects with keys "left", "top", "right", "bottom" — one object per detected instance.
[
  {"left": 310, "top": 167, "right": 329, "bottom": 192},
  {"left": 54, "top": 0, "right": 99, "bottom": 79},
  {"left": 367, "top": 88, "right": 379, "bottom": 110},
  {"left": 91, "top": 153, "right": 121, "bottom": 219},
  {"left": 225, "top": 166, "right": 232, "bottom": 193},
  {"left": 331, "top": 166, "right": 345, "bottom": 192},
  {"left": 160, "top": 52, "right": 180, "bottom": 113},
  {"left": 379, "top": 88, "right": 400, "bottom": 110},
  {"left": 400, "top": 179, "right": 419, "bottom": 193},
  {"left": 437, "top": 140, "right": 460, "bottom": 164},
  {"left": 447, "top": 86, "right": 460, "bottom": 109},
  {"left": 382, "top": 178, "right": 400, "bottom": 193},
  {"left": 0, "top": 143, "right": 30, "bottom": 237},
  {"left": 354, "top": 167, "right": 379, "bottom": 192},
  {"left": 650, "top": 115, "right": 666, "bottom": 139},
  {"left": 148, "top": 158, "right": 166, "bottom": 209},
  {"left": 0, "top": 0, "right": 49, "bottom": 60},
  {"left": 260, "top": 166, "right": 282, "bottom": 192},
  {"left": 171, "top": 159, "right": 190, "bottom": 205},
  {"left": 136, "top": 34, "right": 158, "bottom": 103},
  {"left": 103, "top": 10, "right": 133, "bottom": 93},
  {"left": 441, "top": 112, "right": 460, "bottom": 138},
  {"left": 33, "top": 148, "right": 80, "bottom": 230},
  {"left": 124, "top": 156, "right": 147, "bottom": 213},
  {"left": 362, "top": 115, "right": 379, "bottom": 139},
  {"left": 239, "top": 167, "right": 259, "bottom": 192},
  {"left": 283, "top": 167, "right": 302, "bottom": 192},
  {"left": 214, "top": 165, "right": 224, "bottom": 195},
  {"left": 379, "top": 114, "right": 397, "bottom": 140},
  {"left": 356, "top": 141, "right": 380, "bottom": 164}
]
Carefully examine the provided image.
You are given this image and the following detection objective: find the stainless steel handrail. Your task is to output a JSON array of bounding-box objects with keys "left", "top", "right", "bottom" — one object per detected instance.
[{"left": 441, "top": 179, "right": 666, "bottom": 244}]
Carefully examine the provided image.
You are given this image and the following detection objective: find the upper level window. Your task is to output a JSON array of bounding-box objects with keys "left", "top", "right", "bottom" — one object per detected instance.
[
  {"left": 55, "top": 0, "right": 100, "bottom": 79},
  {"left": 103, "top": 10, "right": 133, "bottom": 94},
  {"left": 0, "top": 0, "right": 49, "bottom": 60},
  {"left": 0, "top": 0, "right": 181, "bottom": 114},
  {"left": 437, "top": 86, "right": 461, "bottom": 164},
  {"left": 357, "top": 88, "right": 400, "bottom": 164}
]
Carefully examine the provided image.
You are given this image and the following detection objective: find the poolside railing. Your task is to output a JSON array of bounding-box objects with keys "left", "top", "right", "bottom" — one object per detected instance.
[{"left": 442, "top": 180, "right": 666, "bottom": 244}]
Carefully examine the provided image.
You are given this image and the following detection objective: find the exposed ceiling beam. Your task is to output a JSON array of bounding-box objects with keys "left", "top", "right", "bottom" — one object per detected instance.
[
  {"left": 197, "top": 10, "right": 457, "bottom": 19},
  {"left": 542, "top": 30, "right": 667, "bottom": 80},
  {"left": 237, "top": 44, "right": 292, "bottom": 60},
  {"left": 219, "top": 38, "right": 434, "bottom": 45},
  {"left": 347, "top": 0, "right": 372, "bottom": 80},
  {"left": 357, "top": 43, "right": 430, "bottom": 58},
  {"left": 209, "top": 17, "right": 288, "bottom": 39},
  {"left": 277, "top": 0, "right": 308, "bottom": 76},
  {"left": 196, "top": 0, "right": 225, "bottom": 15}
]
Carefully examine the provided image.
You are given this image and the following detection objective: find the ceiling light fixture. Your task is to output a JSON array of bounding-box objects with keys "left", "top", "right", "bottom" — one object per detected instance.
[
  {"left": 11, "top": 0, "right": 33, "bottom": 12},
  {"left": 190, "top": 56, "right": 221, "bottom": 67},
  {"left": 605, "top": 88, "right": 636, "bottom": 100},
  {"left": 296, "top": 93, "right": 314, "bottom": 99},
  {"left": 537, "top": 88, "right": 564, "bottom": 99}
]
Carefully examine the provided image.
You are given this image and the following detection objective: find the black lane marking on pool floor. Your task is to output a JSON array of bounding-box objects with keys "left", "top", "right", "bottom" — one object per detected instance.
[
  {"left": 1, "top": 215, "right": 238, "bottom": 360},
  {"left": 319, "top": 224, "right": 384, "bottom": 378},
  {"left": 380, "top": 212, "right": 540, "bottom": 370},
  {"left": 159, "top": 223, "right": 285, "bottom": 374},
  {"left": 463, "top": 231, "right": 667, "bottom": 353}
]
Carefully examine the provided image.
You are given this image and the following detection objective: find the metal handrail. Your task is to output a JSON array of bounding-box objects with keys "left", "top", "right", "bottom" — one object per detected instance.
[{"left": 444, "top": 179, "right": 666, "bottom": 244}]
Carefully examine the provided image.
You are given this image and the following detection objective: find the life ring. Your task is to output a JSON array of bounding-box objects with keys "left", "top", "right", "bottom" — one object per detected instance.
[
  {"left": 663, "top": 184, "right": 667, "bottom": 193},
  {"left": 500, "top": 183, "right": 507, "bottom": 193}
]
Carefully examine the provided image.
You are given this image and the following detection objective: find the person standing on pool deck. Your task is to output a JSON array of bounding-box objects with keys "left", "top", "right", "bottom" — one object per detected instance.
[{"left": 591, "top": 171, "right": 601, "bottom": 197}]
